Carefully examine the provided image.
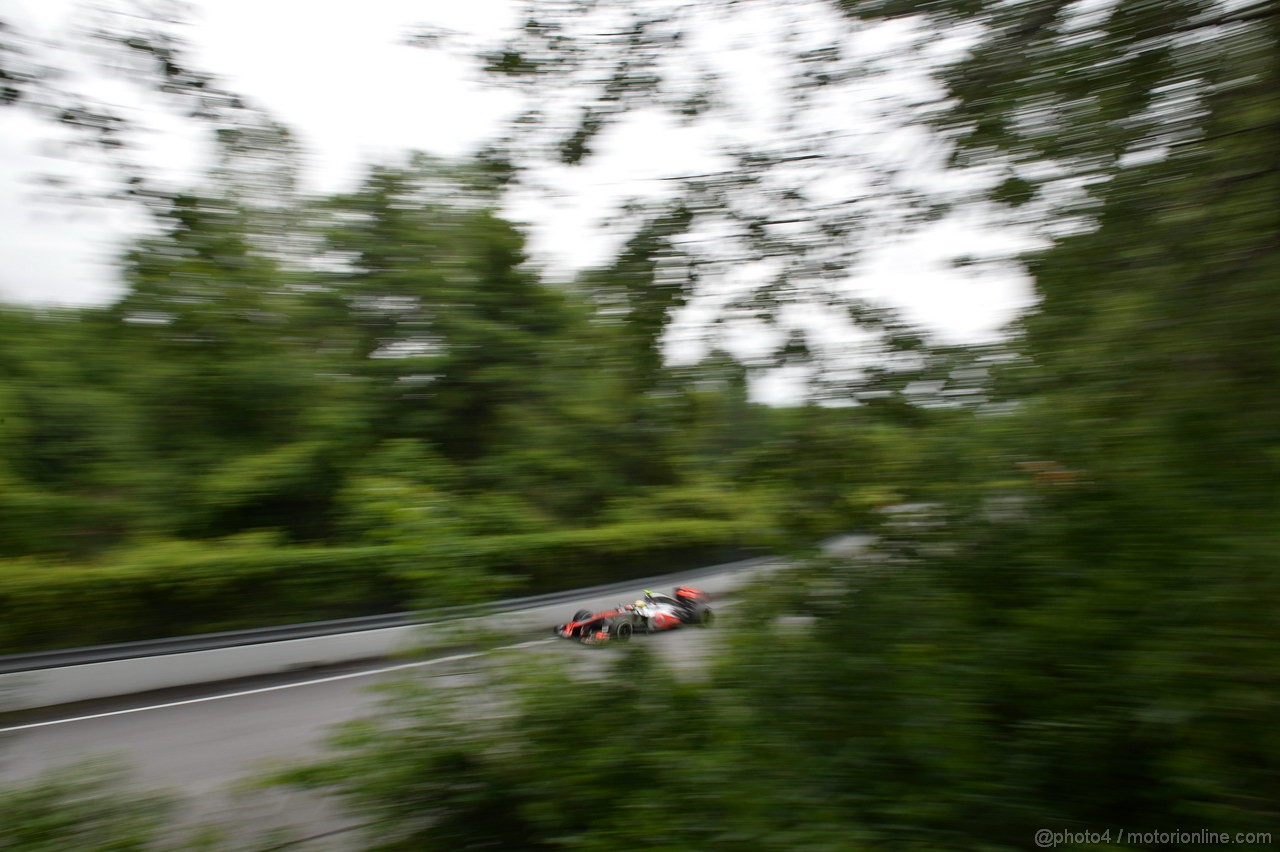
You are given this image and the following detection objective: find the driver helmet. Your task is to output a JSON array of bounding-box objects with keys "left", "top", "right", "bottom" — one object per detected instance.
[{"left": 644, "top": 589, "right": 656, "bottom": 600}]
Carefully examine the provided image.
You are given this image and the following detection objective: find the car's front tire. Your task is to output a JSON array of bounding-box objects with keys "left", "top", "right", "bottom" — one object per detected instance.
[{"left": 613, "top": 621, "right": 633, "bottom": 642}]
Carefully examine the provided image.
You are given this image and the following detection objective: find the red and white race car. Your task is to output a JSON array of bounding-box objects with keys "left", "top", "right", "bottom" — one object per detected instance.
[{"left": 554, "top": 586, "right": 714, "bottom": 644}]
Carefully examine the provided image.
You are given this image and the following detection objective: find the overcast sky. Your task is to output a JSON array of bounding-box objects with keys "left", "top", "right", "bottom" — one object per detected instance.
[{"left": 0, "top": 0, "right": 1037, "bottom": 351}]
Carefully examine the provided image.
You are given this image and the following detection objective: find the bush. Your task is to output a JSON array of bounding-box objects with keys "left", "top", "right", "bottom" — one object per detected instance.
[
  {"left": 424, "top": 517, "right": 758, "bottom": 595},
  {"left": 0, "top": 541, "right": 416, "bottom": 653},
  {"left": 0, "top": 519, "right": 761, "bottom": 653},
  {"left": 0, "top": 760, "right": 173, "bottom": 852}
]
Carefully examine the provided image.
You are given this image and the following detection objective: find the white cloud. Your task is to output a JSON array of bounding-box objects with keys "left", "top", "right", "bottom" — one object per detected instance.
[{"left": 0, "top": 0, "right": 1036, "bottom": 352}]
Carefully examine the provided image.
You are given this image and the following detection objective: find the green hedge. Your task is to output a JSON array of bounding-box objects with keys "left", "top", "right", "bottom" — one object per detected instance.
[
  {"left": 0, "top": 544, "right": 414, "bottom": 654},
  {"left": 427, "top": 519, "right": 758, "bottom": 593},
  {"left": 0, "top": 519, "right": 760, "bottom": 654}
]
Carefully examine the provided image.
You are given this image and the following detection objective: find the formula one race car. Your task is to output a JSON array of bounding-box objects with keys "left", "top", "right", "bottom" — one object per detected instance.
[{"left": 554, "top": 586, "right": 714, "bottom": 644}]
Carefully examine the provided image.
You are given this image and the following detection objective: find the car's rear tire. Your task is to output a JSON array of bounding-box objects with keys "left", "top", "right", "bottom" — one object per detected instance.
[
  {"left": 696, "top": 607, "right": 714, "bottom": 627},
  {"left": 613, "top": 621, "right": 633, "bottom": 642}
]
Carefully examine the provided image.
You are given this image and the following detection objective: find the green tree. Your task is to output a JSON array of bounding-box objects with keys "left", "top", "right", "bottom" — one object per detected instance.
[
  {"left": 0, "top": 307, "right": 154, "bottom": 554},
  {"left": 576, "top": 204, "right": 697, "bottom": 389},
  {"left": 319, "top": 156, "right": 571, "bottom": 462},
  {"left": 108, "top": 192, "right": 350, "bottom": 540}
]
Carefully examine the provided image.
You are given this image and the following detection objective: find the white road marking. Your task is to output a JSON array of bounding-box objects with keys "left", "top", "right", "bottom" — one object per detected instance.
[{"left": 0, "top": 639, "right": 555, "bottom": 734}]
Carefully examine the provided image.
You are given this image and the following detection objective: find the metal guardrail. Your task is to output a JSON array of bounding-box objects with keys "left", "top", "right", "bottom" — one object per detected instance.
[{"left": 0, "top": 553, "right": 776, "bottom": 675}]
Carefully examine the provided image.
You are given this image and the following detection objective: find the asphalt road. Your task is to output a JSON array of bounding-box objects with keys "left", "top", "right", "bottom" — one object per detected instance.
[{"left": 0, "top": 612, "right": 729, "bottom": 849}]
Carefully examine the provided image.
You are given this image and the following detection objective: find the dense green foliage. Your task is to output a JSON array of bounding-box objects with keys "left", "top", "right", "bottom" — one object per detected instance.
[
  {"left": 0, "top": 156, "right": 928, "bottom": 652},
  {"left": 270, "top": 0, "right": 1279, "bottom": 850},
  {"left": 0, "top": 761, "right": 175, "bottom": 852}
]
